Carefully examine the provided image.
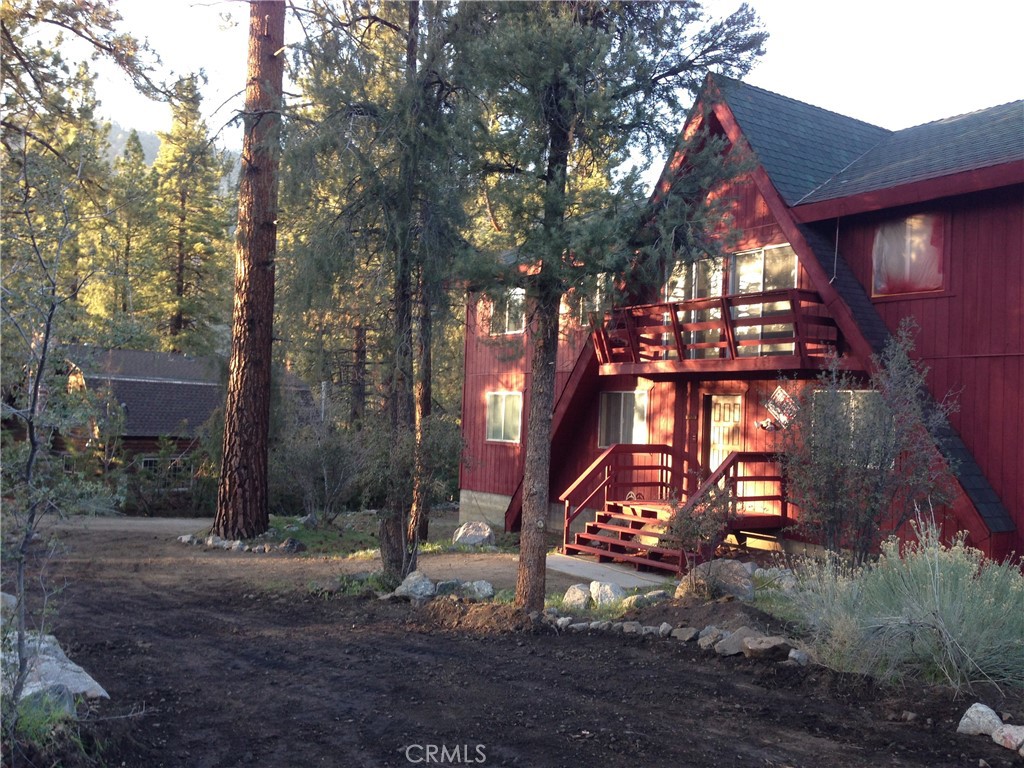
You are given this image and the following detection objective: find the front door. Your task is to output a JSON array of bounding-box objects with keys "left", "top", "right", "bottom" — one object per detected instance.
[{"left": 704, "top": 394, "right": 743, "bottom": 471}]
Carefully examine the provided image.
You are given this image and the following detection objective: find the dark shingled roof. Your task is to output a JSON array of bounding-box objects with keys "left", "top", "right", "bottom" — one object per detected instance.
[
  {"left": 798, "top": 100, "right": 1024, "bottom": 204},
  {"left": 66, "top": 346, "right": 225, "bottom": 438},
  {"left": 711, "top": 75, "right": 892, "bottom": 206}
]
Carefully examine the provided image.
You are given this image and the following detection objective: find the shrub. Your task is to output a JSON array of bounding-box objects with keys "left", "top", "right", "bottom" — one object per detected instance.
[{"left": 783, "top": 514, "right": 1024, "bottom": 693}]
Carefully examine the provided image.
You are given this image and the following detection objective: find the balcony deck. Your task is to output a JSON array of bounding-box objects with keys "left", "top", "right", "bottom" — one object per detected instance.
[{"left": 593, "top": 288, "right": 842, "bottom": 377}]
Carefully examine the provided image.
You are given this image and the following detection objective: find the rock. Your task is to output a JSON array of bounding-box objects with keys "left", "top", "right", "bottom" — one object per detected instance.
[
  {"left": 460, "top": 580, "right": 495, "bottom": 601},
  {"left": 658, "top": 622, "right": 673, "bottom": 638},
  {"left": 231, "top": 540, "right": 246, "bottom": 552},
  {"left": 555, "top": 617, "right": 573, "bottom": 631},
  {"left": 435, "top": 580, "right": 461, "bottom": 596},
  {"left": 641, "top": 626, "right": 659, "bottom": 637},
  {"left": 177, "top": 534, "right": 197, "bottom": 545},
  {"left": 297, "top": 514, "right": 317, "bottom": 528},
  {"left": 677, "top": 560, "right": 755, "bottom": 600},
  {"left": 743, "top": 636, "right": 794, "bottom": 661},
  {"left": 754, "top": 566, "right": 797, "bottom": 592},
  {"left": 697, "top": 627, "right": 725, "bottom": 650},
  {"left": 621, "top": 621, "right": 642, "bottom": 635},
  {"left": 393, "top": 571, "right": 436, "bottom": 601},
  {"left": 590, "top": 581, "right": 626, "bottom": 606},
  {"left": 619, "top": 594, "right": 648, "bottom": 612},
  {"left": 2, "top": 633, "right": 108, "bottom": 701},
  {"left": 205, "top": 534, "right": 224, "bottom": 548},
  {"left": 451, "top": 521, "right": 495, "bottom": 547},
  {"left": 562, "top": 584, "right": 592, "bottom": 612},
  {"left": 958, "top": 703, "right": 1003, "bottom": 736},
  {"left": 610, "top": 622, "right": 624, "bottom": 633},
  {"left": 671, "top": 627, "right": 699, "bottom": 642},
  {"left": 991, "top": 724, "right": 1024, "bottom": 752},
  {"left": 715, "top": 626, "right": 762, "bottom": 656},
  {"left": 278, "top": 538, "right": 307, "bottom": 553},
  {"left": 569, "top": 622, "right": 590, "bottom": 632},
  {"left": 787, "top": 648, "right": 810, "bottom": 666},
  {"left": 590, "top": 621, "right": 611, "bottom": 632},
  {"left": 642, "top": 589, "right": 671, "bottom": 606}
]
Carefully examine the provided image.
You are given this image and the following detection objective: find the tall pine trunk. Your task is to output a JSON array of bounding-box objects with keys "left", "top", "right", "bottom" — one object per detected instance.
[
  {"left": 214, "top": 1, "right": 285, "bottom": 540},
  {"left": 515, "top": 75, "right": 572, "bottom": 611}
]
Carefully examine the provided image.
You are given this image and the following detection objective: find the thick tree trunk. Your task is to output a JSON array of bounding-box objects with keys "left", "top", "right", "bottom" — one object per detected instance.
[
  {"left": 514, "top": 285, "right": 560, "bottom": 610},
  {"left": 214, "top": 1, "right": 284, "bottom": 540},
  {"left": 515, "top": 74, "right": 572, "bottom": 611}
]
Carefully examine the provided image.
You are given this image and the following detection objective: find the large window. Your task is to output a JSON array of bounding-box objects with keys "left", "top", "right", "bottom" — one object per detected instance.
[
  {"left": 485, "top": 391, "right": 522, "bottom": 443},
  {"left": 872, "top": 213, "right": 944, "bottom": 296},
  {"left": 598, "top": 390, "right": 648, "bottom": 447},
  {"left": 488, "top": 288, "right": 526, "bottom": 335}
]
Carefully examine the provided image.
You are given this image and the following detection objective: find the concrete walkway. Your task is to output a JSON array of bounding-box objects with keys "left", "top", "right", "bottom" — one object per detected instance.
[{"left": 546, "top": 553, "right": 676, "bottom": 590}]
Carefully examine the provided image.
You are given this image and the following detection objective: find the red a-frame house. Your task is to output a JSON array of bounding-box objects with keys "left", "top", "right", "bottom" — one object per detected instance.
[{"left": 458, "top": 75, "right": 1023, "bottom": 569}]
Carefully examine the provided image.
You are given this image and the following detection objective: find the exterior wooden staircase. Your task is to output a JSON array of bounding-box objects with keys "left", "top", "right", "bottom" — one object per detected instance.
[{"left": 561, "top": 448, "right": 792, "bottom": 574}]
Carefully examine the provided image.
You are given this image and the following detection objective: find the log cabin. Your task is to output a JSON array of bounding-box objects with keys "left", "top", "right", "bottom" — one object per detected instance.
[{"left": 458, "top": 75, "right": 1023, "bottom": 569}]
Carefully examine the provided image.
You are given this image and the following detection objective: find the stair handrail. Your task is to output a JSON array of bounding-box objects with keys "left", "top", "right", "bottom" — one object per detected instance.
[
  {"left": 560, "top": 443, "right": 685, "bottom": 549},
  {"left": 675, "top": 450, "right": 786, "bottom": 522}
]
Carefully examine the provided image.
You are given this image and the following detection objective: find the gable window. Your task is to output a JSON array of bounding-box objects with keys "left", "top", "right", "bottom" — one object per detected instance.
[
  {"left": 598, "top": 390, "right": 648, "bottom": 447},
  {"left": 872, "top": 213, "right": 944, "bottom": 296},
  {"left": 488, "top": 288, "right": 526, "bottom": 335},
  {"left": 486, "top": 391, "right": 522, "bottom": 443}
]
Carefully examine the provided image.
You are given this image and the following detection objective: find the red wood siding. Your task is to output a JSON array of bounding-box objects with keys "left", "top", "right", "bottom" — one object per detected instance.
[{"left": 836, "top": 185, "right": 1024, "bottom": 551}]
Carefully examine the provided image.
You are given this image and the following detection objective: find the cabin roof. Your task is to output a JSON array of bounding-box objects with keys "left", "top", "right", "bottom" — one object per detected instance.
[
  {"left": 708, "top": 75, "right": 1024, "bottom": 209},
  {"left": 66, "top": 346, "right": 225, "bottom": 439},
  {"left": 709, "top": 75, "right": 892, "bottom": 205}
]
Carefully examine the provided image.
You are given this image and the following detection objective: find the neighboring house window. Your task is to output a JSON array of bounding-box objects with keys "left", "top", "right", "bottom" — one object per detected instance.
[
  {"left": 872, "top": 214, "right": 944, "bottom": 296},
  {"left": 141, "top": 456, "right": 160, "bottom": 471},
  {"left": 61, "top": 454, "right": 76, "bottom": 475},
  {"left": 570, "top": 273, "right": 611, "bottom": 325},
  {"left": 485, "top": 391, "right": 522, "bottom": 443},
  {"left": 488, "top": 288, "right": 526, "bottom": 335},
  {"left": 598, "top": 390, "right": 648, "bottom": 447}
]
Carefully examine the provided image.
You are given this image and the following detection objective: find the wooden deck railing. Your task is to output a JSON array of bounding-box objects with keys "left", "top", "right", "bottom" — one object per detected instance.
[
  {"left": 676, "top": 450, "right": 788, "bottom": 525},
  {"left": 593, "top": 288, "right": 840, "bottom": 369},
  {"left": 558, "top": 443, "right": 686, "bottom": 550}
]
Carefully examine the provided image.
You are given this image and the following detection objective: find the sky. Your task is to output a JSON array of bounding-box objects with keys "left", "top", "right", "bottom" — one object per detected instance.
[{"left": 93, "top": 0, "right": 1024, "bottom": 168}]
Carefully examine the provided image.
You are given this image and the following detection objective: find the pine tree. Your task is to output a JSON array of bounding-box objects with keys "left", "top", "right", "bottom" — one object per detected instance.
[
  {"left": 151, "top": 75, "right": 233, "bottom": 355},
  {"left": 214, "top": 0, "right": 286, "bottom": 541},
  {"left": 456, "top": 1, "right": 767, "bottom": 609}
]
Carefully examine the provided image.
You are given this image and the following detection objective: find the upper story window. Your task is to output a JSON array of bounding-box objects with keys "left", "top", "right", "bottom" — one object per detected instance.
[
  {"left": 485, "top": 391, "right": 522, "bottom": 443},
  {"left": 487, "top": 288, "right": 526, "bottom": 335},
  {"left": 872, "top": 213, "right": 944, "bottom": 296},
  {"left": 598, "top": 390, "right": 648, "bottom": 448},
  {"left": 568, "top": 273, "right": 611, "bottom": 326}
]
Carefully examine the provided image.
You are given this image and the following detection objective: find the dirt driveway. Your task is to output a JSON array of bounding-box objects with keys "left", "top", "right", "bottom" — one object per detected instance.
[{"left": 13, "top": 516, "right": 1022, "bottom": 767}]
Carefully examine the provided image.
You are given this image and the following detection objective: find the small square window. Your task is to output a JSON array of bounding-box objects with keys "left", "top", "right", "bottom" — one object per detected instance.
[
  {"left": 872, "top": 214, "right": 944, "bottom": 296},
  {"left": 485, "top": 392, "right": 522, "bottom": 443},
  {"left": 488, "top": 289, "right": 526, "bottom": 335}
]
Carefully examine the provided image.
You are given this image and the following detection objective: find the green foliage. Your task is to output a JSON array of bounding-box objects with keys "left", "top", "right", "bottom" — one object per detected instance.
[
  {"left": 781, "top": 514, "right": 1024, "bottom": 692},
  {"left": 776, "top": 319, "right": 958, "bottom": 564}
]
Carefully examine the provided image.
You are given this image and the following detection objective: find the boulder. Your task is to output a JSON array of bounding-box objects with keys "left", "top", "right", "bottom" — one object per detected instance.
[
  {"left": 676, "top": 560, "right": 755, "bottom": 600},
  {"left": 714, "top": 626, "right": 762, "bottom": 656},
  {"left": 742, "top": 636, "right": 794, "bottom": 661},
  {"left": 957, "top": 703, "right": 1003, "bottom": 736},
  {"left": 555, "top": 617, "right": 573, "bottom": 631},
  {"left": 2, "top": 633, "right": 108, "bottom": 701},
  {"left": 20, "top": 683, "right": 77, "bottom": 720},
  {"left": 434, "top": 580, "right": 461, "bottom": 596},
  {"left": 658, "top": 622, "right": 673, "bottom": 638},
  {"left": 787, "top": 648, "right": 810, "bottom": 666},
  {"left": 460, "top": 580, "right": 495, "bottom": 601},
  {"left": 590, "top": 581, "right": 625, "bottom": 606},
  {"left": 393, "top": 570, "right": 436, "bottom": 601},
  {"left": 697, "top": 627, "right": 725, "bottom": 650},
  {"left": 621, "top": 621, "right": 642, "bottom": 635},
  {"left": 619, "top": 594, "right": 648, "bottom": 612},
  {"left": 990, "top": 724, "right": 1024, "bottom": 752},
  {"left": 642, "top": 589, "right": 671, "bottom": 606},
  {"left": 671, "top": 627, "right": 699, "bottom": 642},
  {"left": 278, "top": 538, "right": 307, "bottom": 553},
  {"left": 562, "top": 583, "right": 592, "bottom": 612},
  {"left": 451, "top": 521, "right": 495, "bottom": 547}
]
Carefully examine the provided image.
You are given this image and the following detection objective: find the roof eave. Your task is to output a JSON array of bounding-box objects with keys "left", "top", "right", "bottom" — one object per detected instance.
[{"left": 791, "top": 160, "right": 1024, "bottom": 222}]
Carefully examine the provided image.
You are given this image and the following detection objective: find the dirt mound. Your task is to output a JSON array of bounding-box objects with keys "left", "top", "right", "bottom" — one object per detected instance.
[
  {"left": 422, "top": 596, "right": 541, "bottom": 634},
  {"left": 626, "top": 594, "right": 793, "bottom": 635}
]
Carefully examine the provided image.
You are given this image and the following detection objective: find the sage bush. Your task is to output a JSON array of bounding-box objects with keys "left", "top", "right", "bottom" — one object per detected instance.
[{"left": 784, "top": 515, "right": 1024, "bottom": 693}]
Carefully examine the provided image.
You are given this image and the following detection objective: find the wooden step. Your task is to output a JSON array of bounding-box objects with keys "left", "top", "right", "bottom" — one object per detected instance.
[
  {"left": 562, "top": 542, "right": 684, "bottom": 574},
  {"left": 574, "top": 531, "right": 684, "bottom": 558},
  {"left": 586, "top": 521, "right": 669, "bottom": 538}
]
